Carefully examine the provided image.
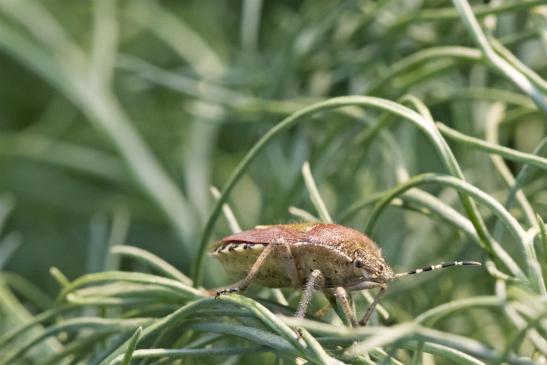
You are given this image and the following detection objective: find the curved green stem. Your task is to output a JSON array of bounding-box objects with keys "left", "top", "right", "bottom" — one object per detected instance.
[
  {"left": 192, "top": 96, "right": 492, "bottom": 287},
  {"left": 365, "top": 173, "right": 544, "bottom": 293},
  {"left": 110, "top": 245, "right": 192, "bottom": 285},
  {"left": 502, "top": 137, "right": 547, "bottom": 230},
  {"left": 412, "top": 0, "right": 545, "bottom": 22},
  {"left": 451, "top": 0, "right": 547, "bottom": 114},
  {"left": 414, "top": 296, "right": 500, "bottom": 325},
  {"left": 366, "top": 47, "right": 481, "bottom": 95},
  {"left": 438, "top": 122, "right": 547, "bottom": 172}
]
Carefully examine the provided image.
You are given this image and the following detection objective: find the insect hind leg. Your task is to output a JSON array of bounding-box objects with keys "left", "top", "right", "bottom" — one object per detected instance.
[{"left": 215, "top": 241, "right": 299, "bottom": 298}]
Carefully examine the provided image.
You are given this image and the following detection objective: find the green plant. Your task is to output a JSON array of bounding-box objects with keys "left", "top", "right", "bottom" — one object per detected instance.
[{"left": 0, "top": 0, "right": 545, "bottom": 364}]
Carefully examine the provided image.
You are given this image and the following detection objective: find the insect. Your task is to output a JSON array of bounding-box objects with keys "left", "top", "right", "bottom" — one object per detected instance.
[{"left": 211, "top": 222, "right": 480, "bottom": 327}]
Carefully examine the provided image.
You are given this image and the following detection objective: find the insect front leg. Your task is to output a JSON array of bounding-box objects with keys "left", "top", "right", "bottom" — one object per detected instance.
[
  {"left": 359, "top": 284, "right": 386, "bottom": 326},
  {"left": 295, "top": 269, "right": 324, "bottom": 320}
]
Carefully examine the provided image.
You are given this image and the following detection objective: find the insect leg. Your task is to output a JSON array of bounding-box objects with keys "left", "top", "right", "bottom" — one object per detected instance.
[
  {"left": 359, "top": 285, "right": 387, "bottom": 326},
  {"left": 334, "top": 287, "right": 358, "bottom": 327},
  {"left": 322, "top": 289, "right": 354, "bottom": 323},
  {"left": 278, "top": 242, "right": 301, "bottom": 287},
  {"left": 295, "top": 269, "right": 324, "bottom": 320},
  {"left": 215, "top": 242, "right": 275, "bottom": 297}
]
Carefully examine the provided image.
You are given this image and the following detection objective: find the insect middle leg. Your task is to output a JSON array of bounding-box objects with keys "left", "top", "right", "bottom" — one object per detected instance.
[
  {"left": 295, "top": 269, "right": 324, "bottom": 320},
  {"left": 215, "top": 242, "right": 300, "bottom": 297}
]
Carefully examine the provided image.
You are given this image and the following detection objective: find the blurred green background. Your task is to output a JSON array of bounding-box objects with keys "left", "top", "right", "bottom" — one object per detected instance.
[
  {"left": 0, "top": 0, "right": 546, "bottom": 363},
  {"left": 0, "top": 0, "right": 545, "bottom": 292}
]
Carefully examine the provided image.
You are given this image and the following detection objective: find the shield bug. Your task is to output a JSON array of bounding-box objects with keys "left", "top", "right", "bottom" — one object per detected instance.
[{"left": 212, "top": 222, "right": 480, "bottom": 326}]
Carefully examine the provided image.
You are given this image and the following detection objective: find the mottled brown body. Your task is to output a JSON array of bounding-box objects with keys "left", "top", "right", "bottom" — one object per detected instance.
[{"left": 212, "top": 223, "right": 394, "bottom": 289}]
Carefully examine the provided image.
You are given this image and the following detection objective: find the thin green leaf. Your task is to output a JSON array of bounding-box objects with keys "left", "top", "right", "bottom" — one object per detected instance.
[
  {"left": 121, "top": 326, "right": 142, "bottom": 365},
  {"left": 302, "top": 161, "right": 333, "bottom": 223},
  {"left": 110, "top": 246, "right": 192, "bottom": 285}
]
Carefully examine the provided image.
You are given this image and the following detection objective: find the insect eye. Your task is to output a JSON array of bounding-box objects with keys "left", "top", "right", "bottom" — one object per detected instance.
[
  {"left": 379, "top": 265, "right": 384, "bottom": 272},
  {"left": 353, "top": 258, "right": 364, "bottom": 269}
]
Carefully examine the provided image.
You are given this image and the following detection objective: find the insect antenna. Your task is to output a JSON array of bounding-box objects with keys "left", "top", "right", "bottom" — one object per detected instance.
[{"left": 395, "top": 261, "right": 481, "bottom": 278}]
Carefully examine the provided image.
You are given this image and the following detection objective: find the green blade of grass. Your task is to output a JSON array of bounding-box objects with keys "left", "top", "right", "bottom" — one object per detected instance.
[
  {"left": 437, "top": 122, "right": 547, "bottom": 172},
  {"left": 451, "top": 0, "right": 547, "bottom": 114},
  {"left": 210, "top": 186, "right": 242, "bottom": 234},
  {"left": 302, "top": 161, "right": 333, "bottom": 223},
  {"left": 121, "top": 326, "right": 142, "bottom": 365},
  {"left": 110, "top": 245, "right": 192, "bottom": 285},
  {"left": 58, "top": 271, "right": 206, "bottom": 302},
  {"left": 2, "top": 317, "right": 149, "bottom": 365},
  {"left": 110, "top": 346, "right": 269, "bottom": 364},
  {"left": 399, "top": 341, "right": 486, "bottom": 365}
]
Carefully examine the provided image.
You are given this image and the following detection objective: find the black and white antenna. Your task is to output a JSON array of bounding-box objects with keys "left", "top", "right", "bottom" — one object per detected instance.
[{"left": 396, "top": 261, "right": 481, "bottom": 278}]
